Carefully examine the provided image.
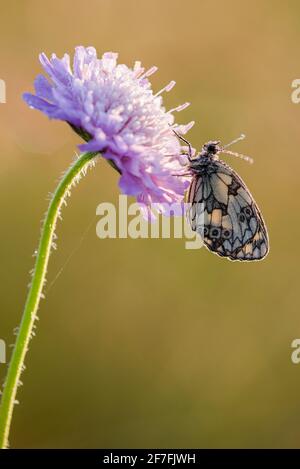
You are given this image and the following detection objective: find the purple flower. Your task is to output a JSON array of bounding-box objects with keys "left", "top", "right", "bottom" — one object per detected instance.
[{"left": 23, "top": 47, "right": 194, "bottom": 214}]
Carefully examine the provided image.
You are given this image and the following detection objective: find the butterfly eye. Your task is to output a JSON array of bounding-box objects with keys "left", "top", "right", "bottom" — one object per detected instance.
[
  {"left": 222, "top": 229, "right": 231, "bottom": 239},
  {"left": 207, "top": 144, "right": 215, "bottom": 152},
  {"left": 210, "top": 227, "right": 221, "bottom": 239}
]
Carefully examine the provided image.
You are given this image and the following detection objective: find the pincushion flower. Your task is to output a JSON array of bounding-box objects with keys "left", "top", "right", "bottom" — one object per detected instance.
[
  {"left": 23, "top": 46, "right": 194, "bottom": 212},
  {"left": 0, "top": 47, "right": 193, "bottom": 448}
]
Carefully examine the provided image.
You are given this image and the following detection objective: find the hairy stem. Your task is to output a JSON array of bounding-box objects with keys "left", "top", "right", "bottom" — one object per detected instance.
[{"left": 0, "top": 151, "right": 98, "bottom": 448}]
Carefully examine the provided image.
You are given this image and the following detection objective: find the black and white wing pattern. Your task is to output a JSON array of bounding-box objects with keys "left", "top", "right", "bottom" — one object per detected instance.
[{"left": 187, "top": 160, "right": 269, "bottom": 261}]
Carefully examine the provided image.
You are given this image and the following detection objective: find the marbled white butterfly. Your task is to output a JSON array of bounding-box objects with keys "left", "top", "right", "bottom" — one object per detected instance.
[{"left": 175, "top": 132, "right": 269, "bottom": 261}]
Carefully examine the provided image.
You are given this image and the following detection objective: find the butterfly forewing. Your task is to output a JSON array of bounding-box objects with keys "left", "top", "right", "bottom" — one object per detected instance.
[{"left": 187, "top": 159, "right": 269, "bottom": 261}]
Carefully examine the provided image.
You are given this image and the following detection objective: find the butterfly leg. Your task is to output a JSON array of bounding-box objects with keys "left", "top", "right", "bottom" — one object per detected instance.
[
  {"left": 172, "top": 129, "right": 193, "bottom": 162},
  {"left": 172, "top": 172, "right": 191, "bottom": 176}
]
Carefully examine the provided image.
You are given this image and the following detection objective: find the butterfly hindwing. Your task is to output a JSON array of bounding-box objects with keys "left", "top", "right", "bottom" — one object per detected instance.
[{"left": 187, "top": 160, "right": 269, "bottom": 261}]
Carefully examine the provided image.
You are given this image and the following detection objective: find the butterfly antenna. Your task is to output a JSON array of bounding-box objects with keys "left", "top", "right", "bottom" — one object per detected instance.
[
  {"left": 172, "top": 129, "right": 193, "bottom": 162},
  {"left": 221, "top": 149, "right": 254, "bottom": 164},
  {"left": 222, "top": 133, "right": 246, "bottom": 149},
  {"left": 220, "top": 133, "right": 253, "bottom": 164}
]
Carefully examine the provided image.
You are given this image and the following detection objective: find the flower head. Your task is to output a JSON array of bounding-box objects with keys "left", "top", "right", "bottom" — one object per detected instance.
[{"left": 23, "top": 46, "right": 194, "bottom": 214}]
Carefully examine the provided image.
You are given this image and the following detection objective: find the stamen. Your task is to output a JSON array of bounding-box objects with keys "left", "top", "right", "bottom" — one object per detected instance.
[
  {"left": 168, "top": 102, "right": 190, "bottom": 113},
  {"left": 133, "top": 61, "right": 141, "bottom": 70},
  {"left": 172, "top": 121, "right": 195, "bottom": 133},
  {"left": 154, "top": 80, "right": 176, "bottom": 97},
  {"left": 140, "top": 66, "right": 158, "bottom": 79},
  {"left": 133, "top": 61, "right": 145, "bottom": 78}
]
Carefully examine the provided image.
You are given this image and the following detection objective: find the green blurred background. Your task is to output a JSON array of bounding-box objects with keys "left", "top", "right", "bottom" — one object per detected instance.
[{"left": 0, "top": 0, "right": 299, "bottom": 448}]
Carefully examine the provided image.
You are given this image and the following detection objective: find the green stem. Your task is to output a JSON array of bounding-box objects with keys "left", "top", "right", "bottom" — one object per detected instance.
[{"left": 0, "top": 151, "right": 98, "bottom": 448}]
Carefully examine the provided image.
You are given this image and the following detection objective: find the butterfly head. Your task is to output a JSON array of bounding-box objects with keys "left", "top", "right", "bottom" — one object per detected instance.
[
  {"left": 187, "top": 140, "right": 221, "bottom": 171},
  {"left": 201, "top": 140, "right": 221, "bottom": 157},
  {"left": 171, "top": 129, "right": 253, "bottom": 167},
  {"left": 194, "top": 134, "right": 253, "bottom": 165}
]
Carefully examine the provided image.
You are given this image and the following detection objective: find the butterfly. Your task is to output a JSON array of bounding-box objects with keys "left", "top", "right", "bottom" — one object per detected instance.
[{"left": 174, "top": 131, "right": 269, "bottom": 261}]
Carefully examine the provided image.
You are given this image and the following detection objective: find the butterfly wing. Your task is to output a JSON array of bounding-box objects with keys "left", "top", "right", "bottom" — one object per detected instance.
[{"left": 187, "top": 160, "right": 269, "bottom": 261}]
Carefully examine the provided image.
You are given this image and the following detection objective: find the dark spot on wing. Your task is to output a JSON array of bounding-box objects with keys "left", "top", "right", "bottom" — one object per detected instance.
[{"left": 227, "top": 179, "right": 240, "bottom": 196}]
